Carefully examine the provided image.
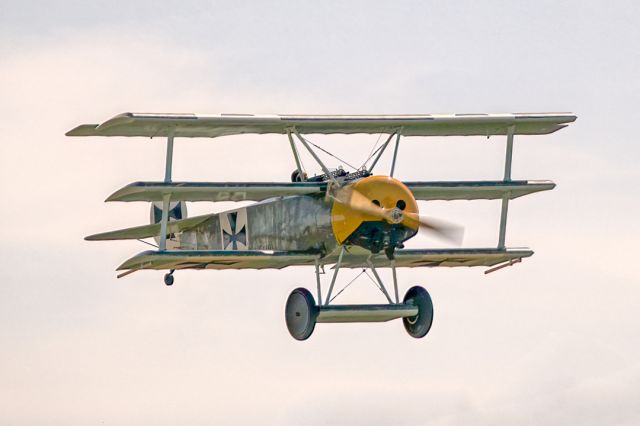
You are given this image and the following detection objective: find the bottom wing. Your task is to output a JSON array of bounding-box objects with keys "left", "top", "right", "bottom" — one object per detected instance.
[
  {"left": 116, "top": 247, "right": 532, "bottom": 275},
  {"left": 117, "top": 250, "right": 319, "bottom": 273},
  {"left": 360, "top": 248, "right": 533, "bottom": 268}
]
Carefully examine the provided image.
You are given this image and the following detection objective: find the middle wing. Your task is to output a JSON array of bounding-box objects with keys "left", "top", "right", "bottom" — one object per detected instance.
[
  {"left": 404, "top": 180, "right": 555, "bottom": 200},
  {"left": 105, "top": 180, "right": 553, "bottom": 203},
  {"left": 106, "top": 181, "right": 326, "bottom": 202}
]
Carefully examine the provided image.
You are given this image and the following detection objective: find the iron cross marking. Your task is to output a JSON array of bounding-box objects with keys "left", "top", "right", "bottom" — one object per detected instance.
[{"left": 223, "top": 212, "right": 247, "bottom": 250}]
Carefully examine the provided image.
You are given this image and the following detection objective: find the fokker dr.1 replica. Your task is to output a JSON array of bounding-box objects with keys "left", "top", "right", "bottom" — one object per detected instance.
[{"left": 67, "top": 112, "right": 575, "bottom": 340}]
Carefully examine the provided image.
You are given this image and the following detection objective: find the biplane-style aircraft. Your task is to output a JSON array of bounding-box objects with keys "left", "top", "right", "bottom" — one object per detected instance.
[{"left": 67, "top": 112, "right": 576, "bottom": 340}]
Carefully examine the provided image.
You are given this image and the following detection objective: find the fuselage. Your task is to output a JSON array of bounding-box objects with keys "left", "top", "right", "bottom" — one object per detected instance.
[
  {"left": 179, "top": 175, "right": 420, "bottom": 257},
  {"left": 181, "top": 194, "right": 335, "bottom": 252}
]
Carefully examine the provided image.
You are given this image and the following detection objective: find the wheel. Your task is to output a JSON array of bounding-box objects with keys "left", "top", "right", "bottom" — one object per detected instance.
[
  {"left": 402, "top": 286, "right": 434, "bottom": 338},
  {"left": 164, "top": 273, "right": 174, "bottom": 286},
  {"left": 285, "top": 288, "right": 318, "bottom": 341}
]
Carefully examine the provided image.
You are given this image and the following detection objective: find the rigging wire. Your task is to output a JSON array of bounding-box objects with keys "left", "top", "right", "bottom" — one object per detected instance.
[
  {"left": 364, "top": 269, "right": 383, "bottom": 291},
  {"left": 359, "top": 141, "right": 387, "bottom": 171},
  {"left": 301, "top": 135, "right": 358, "bottom": 170},
  {"left": 360, "top": 132, "right": 384, "bottom": 170},
  {"left": 137, "top": 239, "right": 159, "bottom": 248},
  {"left": 329, "top": 269, "right": 367, "bottom": 303}
]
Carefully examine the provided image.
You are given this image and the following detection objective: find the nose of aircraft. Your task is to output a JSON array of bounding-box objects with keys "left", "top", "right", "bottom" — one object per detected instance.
[{"left": 330, "top": 175, "right": 420, "bottom": 246}]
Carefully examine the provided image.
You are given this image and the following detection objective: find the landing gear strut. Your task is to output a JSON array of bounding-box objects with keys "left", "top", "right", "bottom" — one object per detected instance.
[{"left": 164, "top": 269, "right": 175, "bottom": 286}]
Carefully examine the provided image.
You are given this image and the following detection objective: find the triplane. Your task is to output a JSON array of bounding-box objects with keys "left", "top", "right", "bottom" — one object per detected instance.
[{"left": 67, "top": 112, "right": 576, "bottom": 340}]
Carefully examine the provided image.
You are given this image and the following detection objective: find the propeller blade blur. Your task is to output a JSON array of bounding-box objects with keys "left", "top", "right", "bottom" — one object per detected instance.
[
  {"left": 330, "top": 186, "right": 386, "bottom": 219},
  {"left": 331, "top": 184, "right": 464, "bottom": 245},
  {"left": 404, "top": 212, "right": 464, "bottom": 245}
]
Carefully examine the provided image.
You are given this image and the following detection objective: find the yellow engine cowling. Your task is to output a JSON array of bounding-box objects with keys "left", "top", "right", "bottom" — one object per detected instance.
[{"left": 331, "top": 175, "right": 419, "bottom": 252}]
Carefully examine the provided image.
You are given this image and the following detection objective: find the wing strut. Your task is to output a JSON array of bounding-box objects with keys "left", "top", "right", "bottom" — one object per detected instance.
[
  {"left": 164, "top": 134, "right": 174, "bottom": 182},
  {"left": 286, "top": 130, "right": 306, "bottom": 181},
  {"left": 390, "top": 130, "right": 402, "bottom": 177},
  {"left": 498, "top": 125, "right": 515, "bottom": 249},
  {"left": 290, "top": 128, "right": 341, "bottom": 187},
  {"left": 367, "top": 131, "right": 396, "bottom": 173},
  {"left": 160, "top": 133, "right": 175, "bottom": 251}
]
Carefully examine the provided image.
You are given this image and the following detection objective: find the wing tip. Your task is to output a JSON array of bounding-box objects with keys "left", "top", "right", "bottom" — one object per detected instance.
[
  {"left": 66, "top": 124, "right": 100, "bottom": 136},
  {"left": 66, "top": 112, "right": 135, "bottom": 136},
  {"left": 95, "top": 112, "right": 135, "bottom": 131},
  {"left": 104, "top": 191, "right": 122, "bottom": 202}
]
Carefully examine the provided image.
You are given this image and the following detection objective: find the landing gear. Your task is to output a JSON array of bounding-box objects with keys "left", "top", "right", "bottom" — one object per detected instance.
[
  {"left": 285, "top": 287, "right": 318, "bottom": 340},
  {"left": 164, "top": 270, "right": 175, "bottom": 286},
  {"left": 402, "top": 286, "right": 434, "bottom": 338},
  {"left": 283, "top": 250, "right": 435, "bottom": 340}
]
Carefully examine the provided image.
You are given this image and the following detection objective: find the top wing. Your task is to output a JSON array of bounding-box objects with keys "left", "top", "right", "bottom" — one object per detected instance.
[{"left": 67, "top": 112, "right": 576, "bottom": 138}]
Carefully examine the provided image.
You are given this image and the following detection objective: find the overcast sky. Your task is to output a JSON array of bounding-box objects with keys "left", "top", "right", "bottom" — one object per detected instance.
[{"left": 1, "top": 1, "right": 639, "bottom": 425}]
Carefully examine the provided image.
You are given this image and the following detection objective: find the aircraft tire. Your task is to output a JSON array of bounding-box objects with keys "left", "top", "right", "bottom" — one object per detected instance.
[
  {"left": 285, "top": 287, "right": 318, "bottom": 341},
  {"left": 402, "top": 286, "right": 433, "bottom": 338},
  {"left": 164, "top": 273, "right": 174, "bottom": 286}
]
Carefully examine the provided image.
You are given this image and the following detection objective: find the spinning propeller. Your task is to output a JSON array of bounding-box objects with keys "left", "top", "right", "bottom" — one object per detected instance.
[{"left": 330, "top": 183, "right": 464, "bottom": 245}]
